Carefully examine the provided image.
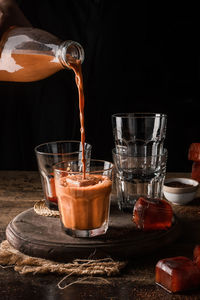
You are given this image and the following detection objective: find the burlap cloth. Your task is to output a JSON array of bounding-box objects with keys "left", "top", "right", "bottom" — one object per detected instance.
[
  {"left": 0, "top": 201, "right": 127, "bottom": 281},
  {"left": 33, "top": 200, "right": 60, "bottom": 217}
]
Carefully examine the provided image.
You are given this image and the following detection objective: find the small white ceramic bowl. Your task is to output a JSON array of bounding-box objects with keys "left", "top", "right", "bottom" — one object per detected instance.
[{"left": 163, "top": 178, "right": 199, "bottom": 205}]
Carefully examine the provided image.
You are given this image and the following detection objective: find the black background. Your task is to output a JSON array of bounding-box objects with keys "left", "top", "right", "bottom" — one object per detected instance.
[{"left": 0, "top": 0, "right": 199, "bottom": 172}]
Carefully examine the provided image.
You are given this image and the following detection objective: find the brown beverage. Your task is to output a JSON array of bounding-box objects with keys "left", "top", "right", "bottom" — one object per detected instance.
[
  {"left": 67, "top": 57, "right": 86, "bottom": 178},
  {"left": 54, "top": 57, "right": 113, "bottom": 235},
  {"left": 56, "top": 174, "right": 112, "bottom": 230}
]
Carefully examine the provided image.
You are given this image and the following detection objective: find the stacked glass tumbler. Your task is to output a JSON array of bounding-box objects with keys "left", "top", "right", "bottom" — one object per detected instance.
[{"left": 112, "top": 113, "right": 167, "bottom": 212}]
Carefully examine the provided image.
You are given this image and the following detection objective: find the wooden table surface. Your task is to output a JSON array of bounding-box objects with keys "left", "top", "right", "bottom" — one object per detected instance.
[{"left": 1, "top": 171, "right": 200, "bottom": 300}]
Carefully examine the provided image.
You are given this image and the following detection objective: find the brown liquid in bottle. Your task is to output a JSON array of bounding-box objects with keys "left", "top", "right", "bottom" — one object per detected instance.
[
  {"left": 0, "top": 27, "right": 62, "bottom": 82},
  {"left": 0, "top": 52, "right": 62, "bottom": 82}
]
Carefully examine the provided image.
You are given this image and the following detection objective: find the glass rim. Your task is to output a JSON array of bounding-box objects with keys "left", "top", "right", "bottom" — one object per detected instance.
[
  {"left": 112, "top": 112, "right": 167, "bottom": 119},
  {"left": 112, "top": 148, "right": 168, "bottom": 158},
  {"left": 54, "top": 159, "right": 113, "bottom": 174},
  {"left": 34, "top": 140, "right": 91, "bottom": 155}
]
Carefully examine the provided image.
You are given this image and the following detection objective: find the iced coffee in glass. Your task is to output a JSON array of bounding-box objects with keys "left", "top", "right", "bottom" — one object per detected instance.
[{"left": 54, "top": 159, "right": 113, "bottom": 237}]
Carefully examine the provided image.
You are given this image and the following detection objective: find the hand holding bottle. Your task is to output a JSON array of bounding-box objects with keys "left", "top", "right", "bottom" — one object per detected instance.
[
  {"left": 0, "top": 1, "right": 84, "bottom": 82},
  {"left": 0, "top": 0, "right": 31, "bottom": 37}
]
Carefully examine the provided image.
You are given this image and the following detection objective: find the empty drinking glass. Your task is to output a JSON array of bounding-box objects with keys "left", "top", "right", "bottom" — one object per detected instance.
[
  {"left": 112, "top": 112, "right": 167, "bottom": 212},
  {"left": 112, "top": 113, "right": 167, "bottom": 156},
  {"left": 113, "top": 148, "right": 167, "bottom": 212}
]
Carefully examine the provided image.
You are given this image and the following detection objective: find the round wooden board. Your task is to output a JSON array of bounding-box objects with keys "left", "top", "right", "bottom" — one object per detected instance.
[{"left": 6, "top": 204, "right": 181, "bottom": 262}]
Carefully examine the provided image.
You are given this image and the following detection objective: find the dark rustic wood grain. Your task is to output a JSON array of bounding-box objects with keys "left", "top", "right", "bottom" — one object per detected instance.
[
  {"left": 1, "top": 171, "right": 200, "bottom": 300},
  {"left": 6, "top": 206, "right": 180, "bottom": 262}
]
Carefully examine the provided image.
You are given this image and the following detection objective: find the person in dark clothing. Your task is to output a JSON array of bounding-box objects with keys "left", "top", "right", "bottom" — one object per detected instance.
[{"left": 0, "top": 0, "right": 198, "bottom": 172}]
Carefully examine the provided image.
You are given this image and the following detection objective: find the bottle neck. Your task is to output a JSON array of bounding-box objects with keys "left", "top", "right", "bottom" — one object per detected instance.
[{"left": 58, "top": 41, "right": 84, "bottom": 69}]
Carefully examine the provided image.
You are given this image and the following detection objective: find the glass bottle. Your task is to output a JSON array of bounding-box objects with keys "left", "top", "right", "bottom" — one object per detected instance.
[{"left": 0, "top": 26, "right": 84, "bottom": 82}]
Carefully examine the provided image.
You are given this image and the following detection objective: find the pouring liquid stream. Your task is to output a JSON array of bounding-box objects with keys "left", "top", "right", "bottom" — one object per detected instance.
[{"left": 67, "top": 57, "right": 86, "bottom": 179}]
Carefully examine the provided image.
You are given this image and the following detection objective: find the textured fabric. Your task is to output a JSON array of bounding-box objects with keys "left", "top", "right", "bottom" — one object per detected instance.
[{"left": 0, "top": 240, "right": 126, "bottom": 276}]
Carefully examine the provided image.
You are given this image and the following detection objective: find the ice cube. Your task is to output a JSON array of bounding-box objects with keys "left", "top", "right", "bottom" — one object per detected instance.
[
  {"left": 133, "top": 197, "right": 173, "bottom": 230},
  {"left": 191, "top": 162, "right": 200, "bottom": 182},
  {"left": 193, "top": 245, "right": 200, "bottom": 267},
  {"left": 156, "top": 256, "right": 200, "bottom": 293},
  {"left": 65, "top": 175, "right": 102, "bottom": 187}
]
